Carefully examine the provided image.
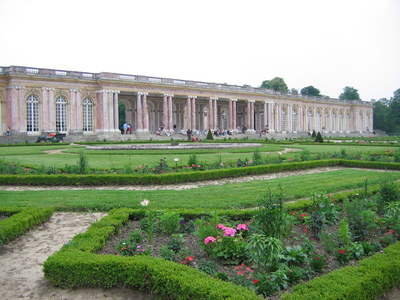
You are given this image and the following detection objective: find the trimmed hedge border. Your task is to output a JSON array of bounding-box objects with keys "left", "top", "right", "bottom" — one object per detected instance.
[
  {"left": 0, "top": 206, "right": 54, "bottom": 244},
  {"left": 1, "top": 159, "right": 399, "bottom": 186},
  {"left": 43, "top": 208, "right": 261, "bottom": 300},
  {"left": 43, "top": 206, "right": 400, "bottom": 300},
  {"left": 281, "top": 242, "right": 400, "bottom": 300}
]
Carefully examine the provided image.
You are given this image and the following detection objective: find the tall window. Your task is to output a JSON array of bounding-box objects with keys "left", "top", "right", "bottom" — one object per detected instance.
[
  {"left": 331, "top": 113, "right": 336, "bottom": 132},
  {"left": 339, "top": 114, "right": 343, "bottom": 132},
  {"left": 281, "top": 109, "right": 286, "bottom": 132},
  {"left": 307, "top": 112, "right": 312, "bottom": 132},
  {"left": 346, "top": 114, "right": 349, "bottom": 132},
  {"left": 292, "top": 111, "right": 297, "bottom": 131},
  {"left": 324, "top": 114, "right": 328, "bottom": 131},
  {"left": 83, "top": 97, "right": 93, "bottom": 131},
  {"left": 26, "top": 95, "right": 39, "bottom": 132},
  {"left": 316, "top": 112, "right": 321, "bottom": 132},
  {"left": 56, "top": 96, "right": 67, "bottom": 132}
]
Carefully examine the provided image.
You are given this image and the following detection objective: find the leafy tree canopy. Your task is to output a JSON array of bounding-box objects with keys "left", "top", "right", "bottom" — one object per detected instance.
[
  {"left": 338, "top": 86, "right": 361, "bottom": 100},
  {"left": 260, "top": 77, "right": 289, "bottom": 93},
  {"left": 300, "top": 85, "right": 321, "bottom": 97}
]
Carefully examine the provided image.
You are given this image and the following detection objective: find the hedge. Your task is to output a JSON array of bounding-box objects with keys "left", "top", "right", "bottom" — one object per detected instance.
[
  {"left": 0, "top": 159, "right": 364, "bottom": 186},
  {"left": 43, "top": 207, "right": 400, "bottom": 299},
  {"left": 0, "top": 206, "right": 54, "bottom": 244},
  {"left": 43, "top": 208, "right": 261, "bottom": 300},
  {"left": 281, "top": 242, "right": 400, "bottom": 300}
]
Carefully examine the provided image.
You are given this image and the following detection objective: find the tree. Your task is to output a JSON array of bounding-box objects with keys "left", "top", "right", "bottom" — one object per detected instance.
[
  {"left": 301, "top": 86, "right": 321, "bottom": 97},
  {"left": 388, "top": 89, "right": 400, "bottom": 133},
  {"left": 338, "top": 86, "right": 361, "bottom": 100},
  {"left": 260, "top": 77, "right": 289, "bottom": 93},
  {"left": 372, "top": 98, "right": 390, "bottom": 132},
  {"left": 290, "top": 88, "right": 299, "bottom": 95}
]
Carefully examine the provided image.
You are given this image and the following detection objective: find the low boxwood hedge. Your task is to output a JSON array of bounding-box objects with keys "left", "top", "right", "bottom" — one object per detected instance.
[
  {"left": 0, "top": 206, "right": 54, "bottom": 244},
  {"left": 43, "top": 208, "right": 261, "bottom": 299},
  {"left": 281, "top": 242, "right": 400, "bottom": 300},
  {"left": 43, "top": 207, "right": 400, "bottom": 299}
]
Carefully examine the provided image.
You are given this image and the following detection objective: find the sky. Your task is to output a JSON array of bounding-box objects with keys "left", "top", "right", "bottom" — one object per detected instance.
[{"left": 1, "top": 0, "right": 399, "bottom": 101}]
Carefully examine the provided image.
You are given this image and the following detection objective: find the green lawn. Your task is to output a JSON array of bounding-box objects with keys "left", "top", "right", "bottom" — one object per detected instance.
[
  {"left": 1, "top": 143, "right": 398, "bottom": 169},
  {"left": 1, "top": 169, "right": 398, "bottom": 211}
]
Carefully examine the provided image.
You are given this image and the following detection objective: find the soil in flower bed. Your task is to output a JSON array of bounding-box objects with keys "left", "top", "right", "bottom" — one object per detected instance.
[{"left": 98, "top": 217, "right": 395, "bottom": 299}]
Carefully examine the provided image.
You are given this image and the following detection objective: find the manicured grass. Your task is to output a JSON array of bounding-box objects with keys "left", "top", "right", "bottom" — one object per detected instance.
[
  {"left": 1, "top": 169, "right": 399, "bottom": 211},
  {"left": 1, "top": 143, "right": 398, "bottom": 170}
]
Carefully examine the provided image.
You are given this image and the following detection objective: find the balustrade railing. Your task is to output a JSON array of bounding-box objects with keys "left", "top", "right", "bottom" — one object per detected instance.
[{"left": 0, "top": 66, "right": 372, "bottom": 106}]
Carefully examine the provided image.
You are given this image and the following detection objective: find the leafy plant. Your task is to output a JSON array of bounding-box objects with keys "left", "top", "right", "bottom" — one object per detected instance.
[
  {"left": 246, "top": 234, "right": 283, "bottom": 272},
  {"left": 309, "top": 252, "right": 328, "bottom": 273},
  {"left": 167, "top": 234, "right": 185, "bottom": 253},
  {"left": 159, "top": 211, "right": 183, "bottom": 235},
  {"left": 198, "top": 259, "right": 218, "bottom": 275},
  {"left": 252, "top": 186, "right": 291, "bottom": 239}
]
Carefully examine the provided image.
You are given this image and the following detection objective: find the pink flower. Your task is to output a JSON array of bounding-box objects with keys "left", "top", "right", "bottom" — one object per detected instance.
[
  {"left": 237, "top": 224, "right": 248, "bottom": 230},
  {"left": 223, "top": 227, "right": 237, "bottom": 237},
  {"left": 216, "top": 224, "right": 225, "bottom": 229},
  {"left": 204, "top": 236, "right": 216, "bottom": 244}
]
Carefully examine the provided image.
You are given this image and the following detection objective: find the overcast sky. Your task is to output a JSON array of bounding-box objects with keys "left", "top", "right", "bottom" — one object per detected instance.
[{"left": 1, "top": 0, "right": 399, "bottom": 101}]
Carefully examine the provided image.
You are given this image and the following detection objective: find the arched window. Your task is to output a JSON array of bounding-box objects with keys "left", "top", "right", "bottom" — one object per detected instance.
[
  {"left": 56, "top": 96, "right": 67, "bottom": 132},
  {"left": 26, "top": 95, "right": 39, "bottom": 132},
  {"left": 83, "top": 97, "right": 93, "bottom": 131},
  {"left": 339, "top": 114, "right": 343, "bottom": 132},
  {"left": 331, "top": 113, "right": 336, "bottom": 132}
]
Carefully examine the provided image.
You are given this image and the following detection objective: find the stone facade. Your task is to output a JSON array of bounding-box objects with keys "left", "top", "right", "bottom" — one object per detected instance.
[{"left": 0, "top": 66, "right": 373, "bottom": 138}]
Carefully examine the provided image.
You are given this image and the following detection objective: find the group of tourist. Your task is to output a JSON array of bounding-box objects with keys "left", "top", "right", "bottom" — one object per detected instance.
[{"left": 121, "top": 122, "right": 133, "bottom": 134}]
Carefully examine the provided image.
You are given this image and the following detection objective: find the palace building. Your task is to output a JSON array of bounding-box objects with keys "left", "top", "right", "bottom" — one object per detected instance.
[{"left": 0, "top": 66, "right": 373, "bottom": 140}]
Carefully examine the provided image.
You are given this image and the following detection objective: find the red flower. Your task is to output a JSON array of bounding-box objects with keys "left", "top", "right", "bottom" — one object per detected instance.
[{"left": 253, "top": 279, "right": 259, "bottom": 284}]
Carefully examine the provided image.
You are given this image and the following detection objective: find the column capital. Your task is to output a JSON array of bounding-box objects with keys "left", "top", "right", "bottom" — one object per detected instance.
[
  {"left": 96, "top": 89, "right": 119, "bottom": 94},
  {"left": 210, "top": 97, "right": 218, "bottom": 100},
  {"left": 69, "top": 88, "right": 81, "bottom": 93},
  {"left": 188, "top": 95, "right": 197, "bottom": 99},
  {"left": 230, "top": 98, "right": 237, "bottom": 101},
  {"left": 5, "top": 85, "right": 25, "bottom": 90},
  {"left": 42, "top": 87, "right": 55, "bottom": 91},
  {"left": 248, "top": 99, "right": 255, "bottom": 103},
  {"left": 164, "top": 93, "right": 174, "bottom": 97},
  {"left": 137, "top": 92, "right": 148, "bottom": 96}
]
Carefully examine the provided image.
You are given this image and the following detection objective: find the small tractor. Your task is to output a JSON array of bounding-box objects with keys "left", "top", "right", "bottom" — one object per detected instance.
[{"left": 36, "top": 132, "right": 66, "bottom": 143}]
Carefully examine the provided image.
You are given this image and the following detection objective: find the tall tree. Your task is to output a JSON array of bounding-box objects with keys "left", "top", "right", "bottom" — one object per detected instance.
[
  {"left": 300, "top": 85, "right": 321, "bottom": 97},
  {"left": 338, "top": 86, "right": 361, "bottom": 100},
  {"left": 260, "top": 77, "right": 289, "bottom": 93},
  {"left": 388, "top": 89, "right": 400, "bottom": 133},
  {"left": 372, "top": 98, "right": 390, "bottom": 132}
]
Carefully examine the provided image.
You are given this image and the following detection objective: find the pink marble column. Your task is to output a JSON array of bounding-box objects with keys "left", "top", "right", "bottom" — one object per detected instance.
[
  {"left": 142, "top": 92, "right": 149, "bottom": 131},
  {"left": 5, "top": 86, "right": 19, "bottom": 132},
  {"left": 113, "top": 91, "right": 119, "bottom": 131},
  {"left": 69, "top": 89, "right": 76, "bottom": 132},
  {"left": 168, "top": 94, "right": 173, "bottom": 130},
  {"left": 191, "top": 96, "right": 197, "bottom": 130},
  {"left": 42, "top": 88, "right": 49, "bottom": 132},
  {"left": 77, "top": 90, "right": 83, "bottom": 132},
  {"left": 136, "top": 92, "right": 143, "bottom": 130},
  {"left": 187, "top": 96, "right": 192, "bottom": 129},
  {"left": 208, "top": 98, "right": 213, "bottom": 129},
  {"left": 162, "top": 94, "right": 168, "bottom": 129},
  {"left": 48, "top": 88, "right": 55, "bottom": 131},
  {"left": 18, "top": 87, "right": 26, "bottom": 132},
  {"left": 213, "top": 98, "right": 218, "bottom": 130},
  {"left": 232, "top": 99, "right": 237, "bottom": 131},
  {"left": 228, "top": 99, "right": 233, "bottom": 130}
]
